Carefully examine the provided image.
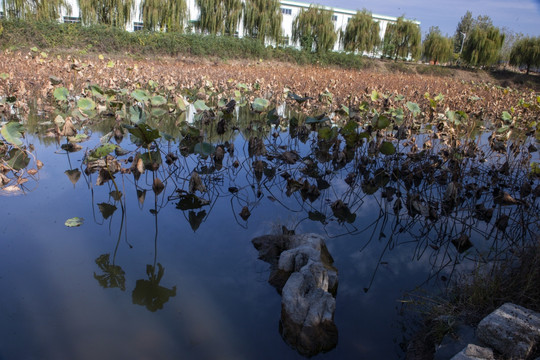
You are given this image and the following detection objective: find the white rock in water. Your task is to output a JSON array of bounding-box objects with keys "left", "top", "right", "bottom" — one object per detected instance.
[
  {"left": 476, "top": 303, "right": 540, "bottom": 359},
  {"left": 450, "top": 344, "right": 494, "bottom": 360}
]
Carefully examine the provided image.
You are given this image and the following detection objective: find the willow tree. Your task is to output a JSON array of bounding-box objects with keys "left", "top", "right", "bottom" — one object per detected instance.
[
  {"left": 461, "top": 26, "right": 504, "bottom": 66},
  {"left": 243, "top": 0, "right": 282, "bottom": 43},
  {"left": 292, "top": 5, "right": 336, "bottom": 53},
  {"left": 509, "top": 37, "right": 540, "bottom": 74},
  {"left": 79, "top": 0, "right": 133, "bottom": 27},
  {"left": 342, "top": 9, "right": 380, "bottom": 55},
  {"left": 196, "top": 0, "right": 242, "bottom": 35},
  {"left": 141, "top": 0, "right": 187, "bottom": 32},
  {"left": 382, "top": 16, "right": 421, "bottom": 61},
  {"left": 1, "top": 0, "right": 71, "bottom": 21},
  {"left": 422, "top": 26, "right": 453, "bottom": 64}
]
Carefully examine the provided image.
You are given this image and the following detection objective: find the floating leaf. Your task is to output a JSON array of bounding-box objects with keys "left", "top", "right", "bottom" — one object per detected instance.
[
  {"left": 380, "top": 141, "right": 396, "bottom": 155},
  {"left": 77, "top": 97, "right": 96, "bottom": 111},
  {"left": 131, "top": 89, "right": 149, "bottom": 102},
  {"left": 6, "top": 148, "right": 30, "bottom": 170},
  {"left": 406, "top": 101, "right": 421, "bottom": 116},
  {"left": 501, "top": 111, "right": 512, "bottom": 123},
  {"left": 129, "top": 105, "right": 147, "bottom": 124},
  {"left": 251, "top": 97, "right": 270, "bottom": 112},
  {"left": 53, "top": 87, "right": 69, "bottom": 101},
  {"left": 68, "top": 133, "right": 89, "bottom": 143},
  {"left": 140, "top": 151, "right": 162, "bottom": 170},
  {"left": 176, "top": 96, "right": 187, "bottom": 112},
  {"left": 1, "top": 122, "right": 24, "bottom": 146},
  {"left": 126, "top": 123, "right": 160, "bottom": 146},
  {"left": 65, "top": 217, "right": 84, "bottom": 227},
  {"left": 150, "top": 108, "right": 167, "bottom": 117},
  {"left": 150, "top": 95, "right": 167, "bottom": 106},
  {"left": 89, "top": 143, "right": 117, "bottom": 159},
  {"left": 193, "top": 99, "right": 210, "bottom": 112},
  {"left": 372, "top": 115, "right": 390, "bottom": 130}
]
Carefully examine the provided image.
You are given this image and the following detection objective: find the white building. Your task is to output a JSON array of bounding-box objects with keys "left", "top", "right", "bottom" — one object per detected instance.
[{"left": 0, "top": 0, "right": 419, "bottom": 52}]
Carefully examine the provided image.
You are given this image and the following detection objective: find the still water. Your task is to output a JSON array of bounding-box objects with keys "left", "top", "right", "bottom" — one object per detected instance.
[{"left": 0, "top": 107, "right": 537, "bottom": 359}]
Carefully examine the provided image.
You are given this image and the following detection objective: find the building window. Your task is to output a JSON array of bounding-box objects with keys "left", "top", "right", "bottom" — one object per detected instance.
[
  {"left": 281, "top": 8, "right": 292, "bottom": 15},
  {"left": 63, "top": 16, "right": 81, "bottom": 24},
  {"left": 332, "top": 15, "right": 337, "bottom": 22},
  {"left": 133, "top": 22, "right": 144, "bottom": 31},
  {"left": 279, "top": 36, "right": 290, "bottom": 47},
  {"left": 0, "top": 11, "right": 4, "bottom": 19},
  {"left": 347, "top": 17, "right": 351, "bottom": 23}
]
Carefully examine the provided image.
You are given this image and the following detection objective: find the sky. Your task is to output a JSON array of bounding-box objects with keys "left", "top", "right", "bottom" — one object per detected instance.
[{"left": 315, "top": 0, "right": 540, "bottom": 38}]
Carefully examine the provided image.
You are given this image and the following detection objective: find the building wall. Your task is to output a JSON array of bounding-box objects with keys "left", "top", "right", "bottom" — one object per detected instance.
[{"left": 0, "top": 0, "right": 419, "bottom": 53}]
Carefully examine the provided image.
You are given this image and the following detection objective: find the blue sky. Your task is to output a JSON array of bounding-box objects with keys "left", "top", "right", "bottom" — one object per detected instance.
[{"left": 316, "top": 0, "right": 540, "bottom": 38}]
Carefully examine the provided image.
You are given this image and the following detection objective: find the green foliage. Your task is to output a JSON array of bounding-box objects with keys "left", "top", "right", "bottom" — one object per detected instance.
[
  {"left": 292, "top": 5, "right": 337, "bottom": 53},
  {"left": 196, "top": 0, "right": 242, "bottom": 35},
  {"left": 453, "top": 11, "right": 494, "bottom": 55},
  {"left": 509, "top": 37, "right": 540, "bottom": 74},
  {"left": 382, "top": 16, "right": 421, "bottom": 61},
  {"left": 79, "top": 0, "right": 133, "bottom": 27},
  {"left": 0, "top": 19, "right": 365, "bottom": 70},
  {"left": 243, "top": 0, "right": 282, "bottom": 44},
  {"left": 422, "top": 26, "right": 453, "bottom": 64},
  {"left": 461, "top": 25, "right": 504, "bottom": 66},
  {"left": 53, "top": 86, "right": 69, "bottom": 101},
  {"left": 1, "top": 0, "right": 71, "bottom": 21},
  {"left": 453, "top": 11, "right": 473, "bottom": 53},
  {"left": 1, "top": 121, "right": 25, "bottom": 146},
  {"left": 141, "top": 0, "right": 187, "bottom": 32},
  {"left": 342, "top": 9, "right": 380, "bottom": 55}
]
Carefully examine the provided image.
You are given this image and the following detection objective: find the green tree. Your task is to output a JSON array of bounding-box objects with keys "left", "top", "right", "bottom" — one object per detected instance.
[
  {"left": 382, "top": 16, "right": 421, "bottom": 61},
  {"left": 196, "top": 0, "right": 242, "bottom": 35},
  {"left": 342, "top": 9, "right": 380, "bottom": 55},
  {"left": 422, "top": 26, "right": 453, "bottom": 64},
  {"left": 461, "top": 25, "right": 504, "bottom": 66},
  {"left": 243, "top": 0, "right": 282, "bottom": 43},
  {"left": 2, "top": 0, "right": 71, "bottom": 21},
  {"left": 453, "top": 11, "right": 493, "bottom": 54},
  {"left": 140, "top": 0, "right": 187, "bottom": 32},
  {"left": 453, "top": 11, "right": 473, "bottom": 53},
  {"left": 499, "top": 28, "right": 524, "bottom": 64},
  {"left": 79, "top": 0, "right": 133, "bottom": 27},
  {"left": 509, "top": 37, "right": 540, "bottom": 74},
  {"left": 292, "top": 5, "right": 336, "bottom": 53}
]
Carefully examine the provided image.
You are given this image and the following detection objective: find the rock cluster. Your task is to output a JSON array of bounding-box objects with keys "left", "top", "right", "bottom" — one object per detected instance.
[
  {"left": 442, "top": 303, "right": 540, "bottom": 360},
  {"left": 252, "top": 233, "right": 338, "bottom": 357}
]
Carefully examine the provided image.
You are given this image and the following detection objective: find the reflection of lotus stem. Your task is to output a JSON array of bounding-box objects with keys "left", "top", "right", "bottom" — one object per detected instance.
[{"left": 105, "top": 157, "right": 125, "bottom": 212}]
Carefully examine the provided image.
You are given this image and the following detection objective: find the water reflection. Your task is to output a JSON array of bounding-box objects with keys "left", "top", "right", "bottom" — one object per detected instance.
[
  {"left": 7, "top": 102, "right": 539, "bottom": 357},
  {"left": 252, "top": 231, "right": 339, "bottom": 357}
]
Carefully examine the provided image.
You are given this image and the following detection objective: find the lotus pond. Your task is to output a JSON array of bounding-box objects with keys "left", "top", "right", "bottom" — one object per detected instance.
[{"left": 1, "top": 76, "right": 539, "bottom": 360}]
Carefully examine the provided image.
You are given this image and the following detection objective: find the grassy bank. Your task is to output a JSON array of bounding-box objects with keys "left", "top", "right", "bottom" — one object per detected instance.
[
  {"left": 406, "top": 238, "right": 540, "bottom": 358},
  {"left": 0, "top": 19, "right": 366, "bottom": 69}
]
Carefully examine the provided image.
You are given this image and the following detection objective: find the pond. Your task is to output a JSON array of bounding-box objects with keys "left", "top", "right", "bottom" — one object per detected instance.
[{"left": 1, "top": 90, "right": 539, "bottom": 360}]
